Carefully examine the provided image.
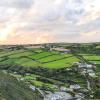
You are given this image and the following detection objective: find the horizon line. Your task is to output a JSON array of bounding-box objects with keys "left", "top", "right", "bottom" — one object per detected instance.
[{"left": 0, "top": 41, "right": 100, "bottom": 46}]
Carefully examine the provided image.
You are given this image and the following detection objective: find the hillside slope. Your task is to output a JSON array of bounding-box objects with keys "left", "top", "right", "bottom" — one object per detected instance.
[{"left": 0, "top": 72, "right": 43, "bottom": 100}]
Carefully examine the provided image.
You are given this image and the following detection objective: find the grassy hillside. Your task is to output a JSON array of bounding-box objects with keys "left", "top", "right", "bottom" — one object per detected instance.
[{"left": 0, "top": 72, "right": 43, "bottom": 100}]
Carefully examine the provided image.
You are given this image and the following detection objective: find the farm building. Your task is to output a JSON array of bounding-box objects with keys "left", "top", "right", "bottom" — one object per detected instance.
[
  {"left": 70, "top": 84, "right": 81, "bottom": 90},
  {"left": 75, "top": 62, "right": 96, "bottom": 77},
  {"left": 50, "top": 47, "right": 71, "bottom": 54}
]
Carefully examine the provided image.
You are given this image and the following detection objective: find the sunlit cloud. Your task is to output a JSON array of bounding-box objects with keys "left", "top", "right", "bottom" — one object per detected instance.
[
  {"left": 0, "top": 0, "right": 100, "bottom": 44},
  {"left": 0, "top": 25, "right": 15, "bottom": 41}
]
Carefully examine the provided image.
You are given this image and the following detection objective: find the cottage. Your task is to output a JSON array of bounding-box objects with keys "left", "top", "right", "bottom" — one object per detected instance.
[
  {"left": 81, "top": 70, "right": 87, "bottom": 75},
  {"left": 20, "top": 78, "right": 24, "bottom": 81},
  {"left": 88, "top": 72, "right": 96, "bottom": 77},
  {"left": 86, "top": 64, "right": 93, "bottom": 69},
  {"left": 78, "top": 63, "right": 86, "bottom": 68},
  {"left": 30, "top": 85, "right": 36, "bottom": 91},
  {"left": 76, "top": 63, "right": 93, "bottom": 68},
  {"left": 70, "top": 84, "right": 81, "bottom": 90},
  {"left": 60, "top": 86, "right": 67, "bottom": 91},
  {"left": 76, "top": 62, "right": 97, "bottom": 77},
  {"left": 87, "top": 69, "right": 94, "bottom": 73}
]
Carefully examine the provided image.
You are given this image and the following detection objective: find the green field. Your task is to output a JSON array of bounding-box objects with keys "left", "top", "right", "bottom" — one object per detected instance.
[
  {"left": 80, "top": 54, "right": 100, "bottom": 64},
  {"left": 43, "top": 56, "right": 79, "bottom": 68},
  {"left": 0, "top": 43, "right": 100, "bottom": 100},
  {"left": 0, "top": 48, "right": 99, "bottom": 69},
  {"left": 0, "top": 49, "right": 80, "bottom": 69},
  {"left": 0, "top": 50, "right": 26, "bottom": 57}
]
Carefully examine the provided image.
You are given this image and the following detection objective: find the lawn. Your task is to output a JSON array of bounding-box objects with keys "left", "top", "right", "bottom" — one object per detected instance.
[
  {"left": 0, "top": 59, "right": 15, "bottom": 65},
  {"left": 96, "top": 45, "right": 100, "bottom": 48},
  {"left": 39, "top": 54, "right": 72, "bottom": 63},
  {"left": 14, "top": 58, "right": 40, "bottom": 67},
  {"left": 96, "top": 64, "right": 100, "bottom": 76},
  {"left": 81, "top": 54, "right": 100, "bottom": 64},
  {"left": 9, "top": 51, "right": 33, "bottom": 58},
  {"left": 83, "top": 55, "right": 100, "bottom": 61},
  {"left": 43, "top": 56, "right": 80, "bottom": 69},
  {"left": 30, "top": 51, "right": 58, "bottom": 60},
  {"left": 0, "top": 50, "right": 26, "bottom": 57},
  {"left": 30, "top": 80, "right": 54, "bottom": 90},
  {"left": 0, "top": 57, "right": 40, "bottom": 67},
  {"left": 0, "top": 49, "right": 80, "bottom": 69}
]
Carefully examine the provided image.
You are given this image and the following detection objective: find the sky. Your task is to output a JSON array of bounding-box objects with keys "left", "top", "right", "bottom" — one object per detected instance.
[{"left": 0, "top": 0, "right": 100, "bottom": 44}]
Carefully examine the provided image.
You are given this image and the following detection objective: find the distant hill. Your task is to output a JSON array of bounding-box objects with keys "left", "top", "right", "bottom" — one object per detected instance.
[{"left": 0, "top": 72, "right": 43, "bottom": 100}]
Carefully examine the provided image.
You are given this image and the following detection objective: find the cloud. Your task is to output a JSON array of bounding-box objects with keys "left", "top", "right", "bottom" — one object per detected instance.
[
  {"left": 0, "top": 0, "right": 34, "bottom": 9},
  {"left": 0, "top": 0, "right": 100, "bottom": 44},
  {"left": 1, "top": 31, "right": 54, "bottom": 44}
]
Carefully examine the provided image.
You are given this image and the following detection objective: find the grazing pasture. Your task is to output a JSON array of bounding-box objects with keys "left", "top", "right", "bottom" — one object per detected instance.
[
  {"left": 80, "top": 54, "right": 100, "bottom": 64},
  {"left": 0, "top": 48, "right": 80, "bottom": 69}
]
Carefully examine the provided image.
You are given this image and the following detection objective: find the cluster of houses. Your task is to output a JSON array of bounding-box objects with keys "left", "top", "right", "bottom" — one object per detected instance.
[
  {"left": 30, "top": 84, "right": 84, "bottom": 100},
  {"left": 74, "top": 62, "right": 97, "bottom": 77},
  {"left": 16, "top": 62, "right": 94, "bottom": 100},
  {"left": 30, "top": 62, "right": 97, "bottom": 100},
  {"left": 28, "top": 78, "right": 86, "bottom": 100},
  {"left": 44, "top": 92, "right": 75, "bottom": 100}
]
